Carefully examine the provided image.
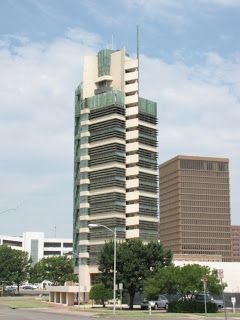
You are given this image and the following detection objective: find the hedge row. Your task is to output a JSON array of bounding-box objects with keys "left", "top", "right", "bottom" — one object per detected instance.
[{"left": 168, "top": 300, "right": 218, "bottom": 313}]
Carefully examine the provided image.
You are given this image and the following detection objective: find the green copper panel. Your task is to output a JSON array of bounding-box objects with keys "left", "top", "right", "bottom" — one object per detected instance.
[
  {"left": 81, "top": 113, "right": 88, "bottom": 121},
  {"left": 79, "top": 148, "right": 88, "bottom": 156},
  {"left": 97, "top": 49, "right": 113, "bottom": 77},
  {"left": 87, "top": 90, "right": 124, "bottom": 110},
  {"left": 75, "top": 84, "right": 84, "bottom": 114},
  {"left": 139, "top": 97, "right": 157, "bottom": 116}
]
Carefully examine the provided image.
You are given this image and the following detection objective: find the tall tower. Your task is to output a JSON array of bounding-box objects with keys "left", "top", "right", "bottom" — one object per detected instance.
[
  {"left": 159, "top": 155, "right": 232, "bottom": 261},
  {"left": 73, "top": 49, "right": 159, "bottom": 290}
]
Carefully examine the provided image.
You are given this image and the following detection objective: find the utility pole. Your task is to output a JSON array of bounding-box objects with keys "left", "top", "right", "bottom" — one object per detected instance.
[{"left": 201, "top": 276, "right": 208, "bottom": 317}]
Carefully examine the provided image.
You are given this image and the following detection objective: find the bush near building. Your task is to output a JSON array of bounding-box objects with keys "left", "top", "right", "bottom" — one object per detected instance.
[
  {"left": 168, "top": 300, "right": 218, "bottom": 313},
  {"left": 89, "top": 284, "right": 112, "bottom": 307}
]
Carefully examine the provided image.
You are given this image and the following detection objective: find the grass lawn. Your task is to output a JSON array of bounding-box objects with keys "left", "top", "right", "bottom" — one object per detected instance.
[
  {"left": 0, "top": 297, "right": 52, "bottom": 309},
  {"left": 70, "top": 306, "right": 199, "bottom": 317},
  {"left": 196, "top": 311, "right": 240, "bottom": 318},
  {"left": 71, "top": 309, "right": 191, "bottom": 317},
  {"left": 70, "top": 306, "right": 240, "bottom": 318}
]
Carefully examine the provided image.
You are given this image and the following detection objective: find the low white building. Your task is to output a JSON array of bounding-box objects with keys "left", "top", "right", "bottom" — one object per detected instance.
[
  {"left": 174, "top": 260, "right": 240, "bottom": 293},
  {"left": 0, "top": 232, "right": 72, "bottom": 265}
]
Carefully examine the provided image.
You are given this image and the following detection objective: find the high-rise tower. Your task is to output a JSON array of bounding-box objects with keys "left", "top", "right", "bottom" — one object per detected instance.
[
  {"left": 159, "top": 155, "right": 232, "bottom": 261},
  {"left": 73, "top": 49, "right": 159, "bottom": 291}
]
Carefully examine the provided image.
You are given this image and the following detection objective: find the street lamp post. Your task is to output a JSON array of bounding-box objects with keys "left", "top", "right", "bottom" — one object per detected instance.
[
  {"left": 77, "top": 254, "right": 81, "bottom": 308},
  {"left": 217, "top": 269, "right": 227, "bottom": 320},
  {"left": 88, "top": 223, "right": 117, "bottom": 315},
  {"left": 201, "top": 276, "right": 208, "bottom": 317}
]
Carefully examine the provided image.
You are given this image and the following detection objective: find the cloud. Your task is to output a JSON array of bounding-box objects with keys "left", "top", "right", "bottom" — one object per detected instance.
[
  {"left": 0, "top": 26, "right": 239, "bottom": 236},
  {"left": 0, "top": 28, "right": 101, "bottom": 237},
  {"left": 66, "top": 28, "right": 102, "bottom": 47},
  {"left": 140, "top": 52, "right": 240, "bottom": 223},
  {"left": 119, "top": 0, "right": 240, "bottom": 32},
  {"left": 120, "top": 0, "right": 190, "bottom": 30},
  {"left": 198, "top": 0, "right": 240, "bottom": 6}
]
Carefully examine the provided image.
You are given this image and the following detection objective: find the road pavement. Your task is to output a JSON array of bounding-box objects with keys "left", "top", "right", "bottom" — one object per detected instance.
[
  {"left": 0, "top": 305, "right": 92, "bottom": 320},
  {"left": 0, "top": 304, "right": 240, "bottom": 320}
]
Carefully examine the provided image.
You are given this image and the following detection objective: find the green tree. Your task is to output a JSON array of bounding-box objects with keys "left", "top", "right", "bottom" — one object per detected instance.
[
  {"left": 98, "top": 239, "right": 172, "bottom": 309},
  {"left": 30, "top": 256, "right": 77, "bottom": 285},
  {"left": 0, "top": 245, "right": 31, "bottom": 293},
  {"left": 144, "top": 264, "right": 224, "bottom": 301},
  {"left": 89, "top": 283, "right": 112, "bottom": 307},
  {"left": 12, "top": 250, "right": 32, "bottom": 293}
]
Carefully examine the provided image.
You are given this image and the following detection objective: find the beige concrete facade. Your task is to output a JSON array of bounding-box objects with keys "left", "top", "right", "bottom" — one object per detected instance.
[
  {"left": 159, "top": 155, "right": 232, "bottom": 261},
  {"left": 47, "top": 286, "right": 78, "bottom": 306}
]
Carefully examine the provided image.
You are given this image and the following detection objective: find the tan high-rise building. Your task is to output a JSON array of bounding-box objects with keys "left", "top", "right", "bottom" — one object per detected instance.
[
  {"left": 231, "top": 225, "right": 240, "bottom": 262},
  {"left": 73, "top": 48, "right": 159, "bottom": 292},
  {"left": 159, "top": 155, "right": 232, "bottom": 261}
]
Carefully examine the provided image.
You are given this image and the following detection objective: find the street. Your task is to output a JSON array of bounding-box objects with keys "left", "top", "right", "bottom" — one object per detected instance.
[
  {"left": 0, "top": 305, "right": 91, "bottom": 320},
  {"left": 1, "top": 304, "right": 240, "bottom": 320}
]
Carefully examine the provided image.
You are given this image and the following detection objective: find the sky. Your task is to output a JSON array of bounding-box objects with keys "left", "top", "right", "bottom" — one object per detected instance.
[{"left": 0, "top": 0, "right": 239, "bottom": 238}]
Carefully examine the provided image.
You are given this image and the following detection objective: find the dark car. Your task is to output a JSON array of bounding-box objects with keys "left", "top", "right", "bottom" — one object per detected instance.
[
  {"left": 22, "top": 285, "right": 35, "bottom": 290},
  {"left": 141, "top": 295, "right": 169, "bottom": 310},
  {"left": 194, "top": 293, "right": 223, "bottom": 309}
]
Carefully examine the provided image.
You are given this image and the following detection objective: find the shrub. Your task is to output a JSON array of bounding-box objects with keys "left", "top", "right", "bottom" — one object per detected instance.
[
  {"left": 168, "top": 300, "right": 218, "bottom": 313},
  {"left": 89, "top": 284, "right": 112, "bottom": 307}
]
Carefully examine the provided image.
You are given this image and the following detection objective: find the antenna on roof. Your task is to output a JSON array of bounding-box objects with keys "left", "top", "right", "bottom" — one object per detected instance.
[
  {"left": 111, "top": 35, "right": 114, "bottom": 50},
  {"left": 137, "top": 25, "right": 139, "bottom": 61},
  {"left": 137, "top": 25, "right": 140, "bottom": 101}
]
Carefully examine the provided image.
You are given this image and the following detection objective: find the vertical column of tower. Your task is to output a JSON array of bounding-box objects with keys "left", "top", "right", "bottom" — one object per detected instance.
[
  {"left": 78, "top": 104, "right": 90, "bottom": 262},
  {"left": 86, "top": 50, "right": 127, "bottom": 284},
  {"left": 73, "top": 84, "right": 91, "bottom": 290},
  {"left": 125, "top": 58, "right": 140, "bottom": 238},
  {"left": 138, "top": 97, "right": 159, "bottom": 240},
  {"left": 125, "top": 58, "right": 159, "bottom": 240},
  {"left": 73, "top": 86, "right": 81, "bottom": 257},
  {"left": 87, "top": 90, "right": 126, "bottom": 269}
]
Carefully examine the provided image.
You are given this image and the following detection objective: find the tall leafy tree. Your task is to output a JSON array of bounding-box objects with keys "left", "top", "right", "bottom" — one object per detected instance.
[
  {"left": 30, "top": 256, "right": 77, "bottom": 285},
  {"left": 144, "top": 264, "right": 224, "bottom": 301},
  {"left": 98, "top": 239, "right": 172, "bottom": 309},
  {"left": 0, "top": 245, "right": 31, "bottom": 293},
  {"left": 12, "top": 250, "right": 32, "bottom": 292},
  {"left": 0, "top": 245, "right": 13, "bottom": 283}
]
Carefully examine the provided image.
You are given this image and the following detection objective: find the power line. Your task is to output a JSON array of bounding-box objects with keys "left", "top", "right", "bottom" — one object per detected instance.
[{"left": 0, "top": 202, "right": 22, "bottom": 215}]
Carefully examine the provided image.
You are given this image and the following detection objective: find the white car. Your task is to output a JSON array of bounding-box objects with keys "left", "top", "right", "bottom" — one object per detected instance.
[{"left": 141, "top": 295, "right": 169, "bottom": 310}]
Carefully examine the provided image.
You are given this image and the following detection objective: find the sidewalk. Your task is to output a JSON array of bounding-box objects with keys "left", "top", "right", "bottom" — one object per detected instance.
[{"left": 39, "top": 304, "right": 97, "bottom": 316}]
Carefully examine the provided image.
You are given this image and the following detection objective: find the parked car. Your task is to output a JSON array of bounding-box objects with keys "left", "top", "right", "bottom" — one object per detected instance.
[
  {"left": 4, "top": 286, "right": 16, "bottom": 294},
  {"left": 141, "top": 295, "right": 169, "bottom": 310},
  {"left": 21, "top": 284, "right": 37, "bottom": 290},
  {"left": 194, "top": 293, "right": 223, "bottom": 309}
]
